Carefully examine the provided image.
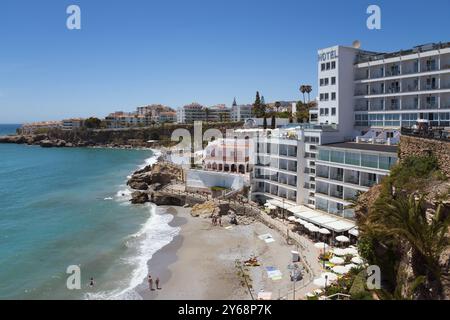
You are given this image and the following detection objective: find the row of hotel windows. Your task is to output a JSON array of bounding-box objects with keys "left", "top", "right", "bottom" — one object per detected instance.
[
  {"left": 315, "top": 197, "right": 355, "bottom": 220},
  {"left": 355, "top": 112, "right": 450, "bottom": 127},
  {"left": 319, "top": 92, "right": 336, "bottom": 101},
  {"left": 320, "top": 61, "right": 337, "bottom": 71},
  {"left": 320, "top": 77, "right": 336, "bottom": 86},
  {"left": 318, "top": 149, "right": 397, "bottom": 170},
  {"left": 320, "top": 108, "right": 337, "bottom": 116},
  {"left": 257, "top": 143, "right": 297, "bottom": 157},
  {"left": 256, "top": 157, "right": 298, "bottom": 172},
  {"left": 254, "top": 182, "right": 297, "bottom": 202}
]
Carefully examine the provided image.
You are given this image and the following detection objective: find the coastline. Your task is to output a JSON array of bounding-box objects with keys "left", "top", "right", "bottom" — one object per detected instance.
[{"left": 137, "top": 205, "right": 299, "bottom": 300}]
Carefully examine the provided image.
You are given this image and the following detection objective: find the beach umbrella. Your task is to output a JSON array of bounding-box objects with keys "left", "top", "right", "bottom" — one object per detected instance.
[
  {"left": 332, "top": 265, "right": 349, "bottom": 275},
  {"left": 336, "top": 235, "right": 350, "bottom": 243},
  {"left": 308, "top": 225, "right": 320, "bottom": 233},
  {"left": 329, "top": 257, "right": 345, "bottom": 265},
  {"left": 318, "top": 228, "right": 331, "bottom": 235},
  {"left": 343, "top": 247, "right": 358, "bottom": 256},
  {"left": 351, "top": 256, "right": 364, "bottom": 265},
  {"left": 349, "top": 228, "right": 359, "bottom": 237},
  {"left": 288, "top": 216, "right": 296, "bottom": 222},
  {"left": 314, "top": 242, "right": 329, "bottom": 250},
  {"left": 320, "top": 272, "right": 338, "bottom": 282},
  {"left": 332, "top": 248, "right": 347, "bottom": 256},
  {"left": 313, "top": 278, "right": 328, "bottom": 288}
]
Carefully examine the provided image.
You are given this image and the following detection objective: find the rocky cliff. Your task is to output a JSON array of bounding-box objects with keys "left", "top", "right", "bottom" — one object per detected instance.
[{"left": 355, "top": 136, "right": 450, "bottom": 300}]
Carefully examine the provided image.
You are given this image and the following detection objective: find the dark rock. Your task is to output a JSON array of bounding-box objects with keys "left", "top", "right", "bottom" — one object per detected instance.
[
  {"left": 129, "top": 181, "right": 149, "bottom": 191},
  {"left": 55, "top": 140, "right": 66, "bottom": 147},
  {"left": 40, "top": 140, "right": 54, "bottom": 148},
  {"left": 130, "top": 191, "right": 149, "bottom": 204}
]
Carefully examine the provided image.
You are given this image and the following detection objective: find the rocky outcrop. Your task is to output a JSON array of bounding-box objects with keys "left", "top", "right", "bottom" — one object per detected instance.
[
  {"left": 130, "top": 191, "right": 149, "bottom": 204},
  {"left": 400, "top": 135, "right": 450, "bottom": 178},
  {"left": 128, "top": 181, "right": 149, "bottom": 191},
  {"left": 190, "top": 201, "right": 230, "bottom": 218},
  {"left": 127, "top": 160, "right": 184, "bottom": 205}
]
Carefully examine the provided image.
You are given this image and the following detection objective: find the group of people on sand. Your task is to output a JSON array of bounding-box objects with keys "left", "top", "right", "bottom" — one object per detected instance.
[
  {"left": 147, "top": 274, "right": 161, "bottom": 291},
  {"left": 212, "top": 215, "right": 222, "bottom": 227}
]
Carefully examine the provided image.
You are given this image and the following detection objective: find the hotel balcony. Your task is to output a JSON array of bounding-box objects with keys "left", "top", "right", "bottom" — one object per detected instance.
[{"left": 354, "top": 46, "right": 450, "bottom": 81}]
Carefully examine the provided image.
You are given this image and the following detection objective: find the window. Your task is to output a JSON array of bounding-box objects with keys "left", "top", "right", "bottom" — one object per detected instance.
[
  {"left": 369, "top": 114, "right": 383, "bottom": 127},
  {"left": 331, "top": 108, "right": 336, "bottom": 116},
  {"left": 324, "top": 78, "right": 329, "bottom": 85},
  {"left": 318, "top": 150, "right": 330, "bottom": 161},
  {"left": 320, "top": 94, "right": 324, "bottom": 101},
  {"left": 326, "top": 62, "right": 331, "bottom": 70},
  {"left": 361, "top": 154, "right": 378, "bottom": 168},
  {"left": 331, "top": 77, "right": 336, "bottom": 85},
  {"left": 324, "top": 93, "right": 329, "bottom": 101},
  {"left": 379, "top": 156, "right": 397, "bottom": 170},
  {"left": 345, "top": 152, "right": 360, "bottom": 166},
  {"left": 320, "top": 79, "right": 324, "bottom": 86},
  {"left": 355, "top": 114, "right": 369, "bottom": 127},
  {"left": 331, "top": 92, "right": 336, "bottom": 100},
  {"left": 331, "top": 61, "right": 336, "bottom": 69},
  {"left": 385, "top": 114, "right": 400, "bottom": 127},
  {"left": 330, "top": 150, "right": 345, "bottom": 163},
  {"left": 321, "top": 63, "right": 326, "bottom": 71}
]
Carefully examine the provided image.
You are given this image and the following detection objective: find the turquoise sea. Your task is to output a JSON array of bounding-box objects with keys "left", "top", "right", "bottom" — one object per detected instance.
[{"left": 0, "top": 130, "right": 179, "bottom": 299}]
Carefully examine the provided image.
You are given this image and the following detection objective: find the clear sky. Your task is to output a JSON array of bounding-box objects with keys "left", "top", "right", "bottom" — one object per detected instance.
[{"left": 1, "top": 0, "right": 449, "bottom": 123}]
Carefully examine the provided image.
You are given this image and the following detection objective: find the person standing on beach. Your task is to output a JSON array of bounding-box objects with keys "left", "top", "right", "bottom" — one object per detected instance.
[
  {"left": 218, "top": 216, "right": 222, "bottom": 227},
  {"left": 148, "top": 275, "right": 154, "bottom": 291},
  {"left": 89, "top": 277, "right": 95, "bottom": 288},
  {"left": 155, "top": 277, "right": 161, "bottom": 290}
]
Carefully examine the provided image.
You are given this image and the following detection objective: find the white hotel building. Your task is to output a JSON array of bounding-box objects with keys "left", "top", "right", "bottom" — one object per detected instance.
[{"left": 248, "top": 42, "right": 450, "bottom": 229}]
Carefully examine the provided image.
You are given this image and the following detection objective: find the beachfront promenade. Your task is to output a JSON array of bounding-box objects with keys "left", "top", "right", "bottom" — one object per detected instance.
[{"left": 161, "top": 185, "right": 324, "bottom": 300}]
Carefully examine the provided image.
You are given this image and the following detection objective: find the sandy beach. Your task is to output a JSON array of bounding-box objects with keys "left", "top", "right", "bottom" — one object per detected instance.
[{"left": 137, "top": 206, "right": 304, "bottom": 300}]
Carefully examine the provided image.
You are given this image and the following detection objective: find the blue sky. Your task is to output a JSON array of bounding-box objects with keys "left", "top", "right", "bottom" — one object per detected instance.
[{"left": 0, "top": 0, "right": 449, "bottom": 123}]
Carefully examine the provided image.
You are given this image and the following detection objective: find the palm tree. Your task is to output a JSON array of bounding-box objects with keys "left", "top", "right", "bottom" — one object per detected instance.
[
  {"left": 205, "top": 108, "right": 210, "bottom": 122},
  {"left": 305, "top": 85, "right": 313, "bottom": 103},
  {"left": 299, "top": 85, "right": 307, "bottom": 103},
  {"left": 274, "top": 101, "right": 281, "bottom": 113},
  {"left": 363, "top": 194, "right": 450, "bottom": 298}
]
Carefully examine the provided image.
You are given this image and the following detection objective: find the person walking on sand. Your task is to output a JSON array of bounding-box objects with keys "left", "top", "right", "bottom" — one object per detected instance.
[
  {"left": 155, "top": 277, "right": 161, "bottom": 290},
  {"left": 148, "top": 275, "right": 154, "bottom": 291},
  {"left": 89, "top": 277, "right": 95, "bottom": 288},
  {"left": 218, "top": 216, "right": 222, "bottom": 227}
]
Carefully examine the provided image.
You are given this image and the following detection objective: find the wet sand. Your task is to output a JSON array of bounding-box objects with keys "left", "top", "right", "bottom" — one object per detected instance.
[{"left": 138, "top": 206, "right": 300, "bottom": 300}]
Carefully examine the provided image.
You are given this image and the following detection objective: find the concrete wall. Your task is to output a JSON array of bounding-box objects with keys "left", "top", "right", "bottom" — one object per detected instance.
[{"left": 399, "top": 135, "right": 450, "bottom": 177}]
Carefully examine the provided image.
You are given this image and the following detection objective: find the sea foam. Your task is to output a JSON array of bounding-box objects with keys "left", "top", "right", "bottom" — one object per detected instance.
[{"left": 86, "top": 151, "right": 180, "bottom": 300}]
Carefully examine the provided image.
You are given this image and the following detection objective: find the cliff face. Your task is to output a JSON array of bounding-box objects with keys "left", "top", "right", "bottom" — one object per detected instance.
[
  {"left": 399, "top": 135, "right": 450, "bottom": 177},
  {"left": 2, "top": 122, "right": 244, "bottom": 148},
  {"left": 355, "top": 136, "right": 450, "bottom": 300}
]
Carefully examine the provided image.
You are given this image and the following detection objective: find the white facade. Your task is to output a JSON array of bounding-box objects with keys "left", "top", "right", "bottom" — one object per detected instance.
[
  {"left": 319, "top": 42, "right": 450, "bottom": 135},
  {"left": 353, "top": 42, "right": 450, "bottom": 129},
  {"left": 231, "top": 104, "right": 253, "bottom": 122},
  {"left": 315, "top": 142, "right": 398, "bottom": 219}
]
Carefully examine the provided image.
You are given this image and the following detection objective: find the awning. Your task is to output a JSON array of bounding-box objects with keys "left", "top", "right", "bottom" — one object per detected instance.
[
  {"left": 323, "top": 220, "right": 356, "bottom": 233},
  {"left": 308, "top": 215, "right": 339, "bottom": 226},
  {"left": 267, "top": 199, "right": 293, "bottom": 210},
  {"left": 287, "top": 205, "right": 310, "bottom": 214},
  {"left": 294, "top": 210, "right": 323, "bottom": 220}
]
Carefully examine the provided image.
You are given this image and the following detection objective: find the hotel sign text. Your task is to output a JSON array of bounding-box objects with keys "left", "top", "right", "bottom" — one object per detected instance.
[{"left": 318, "top": 50, "right": 338, "bottom": 62}]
